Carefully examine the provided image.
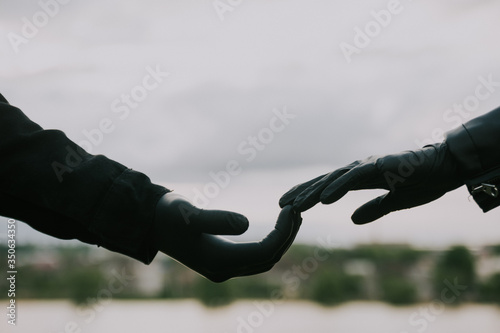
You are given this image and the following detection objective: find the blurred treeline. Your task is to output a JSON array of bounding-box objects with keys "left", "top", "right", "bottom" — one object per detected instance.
[{"left": 1, "top": 243, "right": 499, "bottom": 307}]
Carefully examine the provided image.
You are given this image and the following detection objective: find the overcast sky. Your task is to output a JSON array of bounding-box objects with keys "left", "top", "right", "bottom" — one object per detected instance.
[{"left": 1, "top": 0, "right": 500, "bottom": 250}]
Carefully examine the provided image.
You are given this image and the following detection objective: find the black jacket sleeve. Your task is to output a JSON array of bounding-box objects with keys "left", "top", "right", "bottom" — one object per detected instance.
[
  {"left": 0, "top": 94, "right": 169, "bottom": 264},
  {"left": 446, "top": 106, "right": 500, "bottom": 212}
]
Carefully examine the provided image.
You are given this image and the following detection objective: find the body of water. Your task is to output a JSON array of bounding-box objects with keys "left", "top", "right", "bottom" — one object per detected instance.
[{"left": 3, "top": 300, "right": 500, "bottom": 333}]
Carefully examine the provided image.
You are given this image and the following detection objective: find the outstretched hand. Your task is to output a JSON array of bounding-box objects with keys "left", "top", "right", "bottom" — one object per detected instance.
[
  {"left": 280, "top": 142, "right": 463, "bottom": 224},
  {"left": 154, "top": 193, "right": 302, "bottom": 282}
]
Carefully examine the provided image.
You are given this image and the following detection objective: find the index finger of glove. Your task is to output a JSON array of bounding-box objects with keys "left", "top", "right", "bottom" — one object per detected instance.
[
  {"left": 230, "top": 205, "right": 301, "bottom": 267},
  {"left": 259, "top": 205, "right": 302, "bottom": 261},
  {"left": 201, "top": 206, "right": 302, "bottom": 281},
  {"left": 234, "top": 206, "right": 302, "bottom": 277},
  {"left": 293, "top": 165, "right": 355, "bottom": 212},
  {"left": 279, "top": 174, "right": 328, "bottom": 208},
  {"left": 320, "top": 163, "right": 379, "bottom": 204}
]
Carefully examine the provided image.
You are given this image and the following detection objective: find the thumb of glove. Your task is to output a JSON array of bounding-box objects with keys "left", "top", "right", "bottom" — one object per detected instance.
[
  {"left": 171, "top": 197, "right": 249, "bottom": 235},
  {"left": 188, "top": 208, "right": 249, "bottom": 235},
  {"left": 351, "top": 193, "right": 393, "bottom": 224}
]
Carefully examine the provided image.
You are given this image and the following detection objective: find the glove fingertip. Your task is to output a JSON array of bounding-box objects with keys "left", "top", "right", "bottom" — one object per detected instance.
[
  {"left": 279, "top": 196, "right": 293, "bottom": 208},
  {"left": 229, "top": 214, "right": 249, "bottom": 234},
  {"left": 293, "top": 192, "right": 322, "bottom": 212},
  {"left": 274, "top": 205, "right": 300, "bottom": 231},
  {"left": 351, "top": 212, "right": 375, "bottom": 225},
  {"left": 351, "top": 198, "right": 386, "bottom": 225}
]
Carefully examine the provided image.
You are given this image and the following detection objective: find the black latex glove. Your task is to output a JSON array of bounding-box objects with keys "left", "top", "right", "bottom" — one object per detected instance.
[
  {"left": 279, "top": 142, "right": 463, "bottom": 224},
  {"left": 154, "top": 193, "right": 302, "bottom": 282}
]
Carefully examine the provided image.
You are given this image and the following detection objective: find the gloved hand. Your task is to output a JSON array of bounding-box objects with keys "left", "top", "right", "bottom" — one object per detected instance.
[
  {"left": 154, "top": 192, "right": 302, "bottom": 282},
  {"left": 279, "top": 142, "right": 463, "bottom": 224}
]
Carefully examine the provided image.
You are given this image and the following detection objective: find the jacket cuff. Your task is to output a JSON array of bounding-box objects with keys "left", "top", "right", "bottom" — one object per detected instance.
[
  {"left": 91, "top": 169, "right": 170, "bottom": 264},
  {"left": 445, "top": 124, "right": 483, "bottom": 178},
  {"left": 446, "top": 125, "right": 500, "bottom": 212},
  {"left": 464, "top": 167, "right": 500, "bottom": 213}
]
